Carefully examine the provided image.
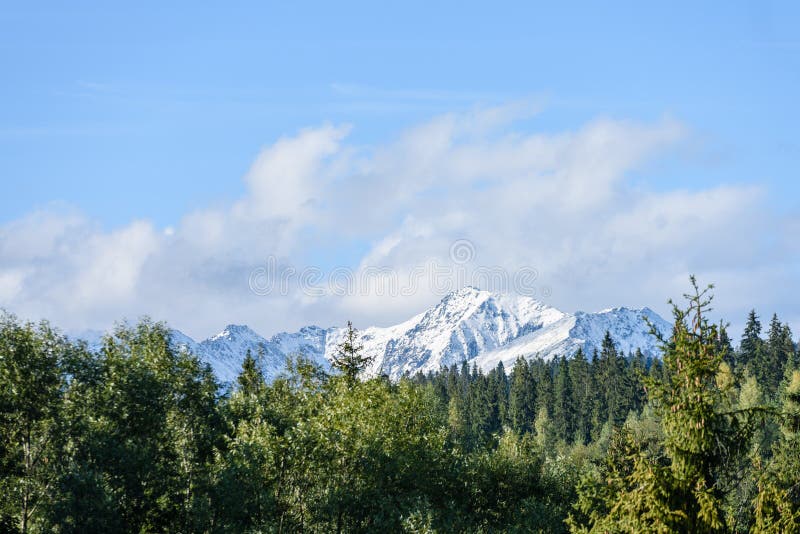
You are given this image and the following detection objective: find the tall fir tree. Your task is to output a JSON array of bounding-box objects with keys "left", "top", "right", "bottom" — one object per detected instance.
[
  {"left": 508, "top": 358, "right": 537, "bottom": 435},
  {"left": 553, "top": 356, "right": 574, "bottom": 443},
  {"left": 739, "top": 309, "right": 763, "bottom": 371},
  {"left": 753, "top": 370, "right": 800, "bottom": 531},
  {"left": 716, "top": 321, "right": 735, "bottom": 369},
  {"left": 571, "top": 278, "right": 762, "bottom": 533},
  {"left": 568, "top": 348, "right": 593, "bottom": 445},
  {"left": 237, "top": 349, "right": 265, "bottom": 395},
  {"left": 488, "top": 362, "right": 509, "bottom": 428},
  {"left": 331, "top": 321, "right": 373, "bottom": 384},
  {"left": 595, "top": 332, "right": 629, "bottom": 428},
  {"left": 761, "top": 314, "right": 791, "bottom": 398},
  {"left": 532, "top": 359, "right": 554, "bottom": 421}
]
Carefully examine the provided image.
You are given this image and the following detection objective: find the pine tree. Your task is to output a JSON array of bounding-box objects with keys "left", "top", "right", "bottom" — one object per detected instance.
[
  {"left": 468, "top": 370, "right": 500, "bottom": 449},
  {"left": 508, "top": 358, "right": 536, "bottom": 435},
  {"left": 237, "top": 349, "right": 265, "bottom": 395},
  {"left": 488, "top": 362, "right": 509, "bottom": 428},
  {"left": 589, "top": 349, "right": 605, "bottom": 439},
  {"left": 571, "top": 278, "right": 762, "bottom": 533},
  {"left": 739, "top": 309, "right": 763, "bottom": 371},
  {"left": 762, "top": 315, "right": 794, "bottom": 398},
  {"left": 781, "top": 323, "right": 798, "bottom": 371},
  {"left": 331, "top": 321, "right": 373, "bottom": 384},
  {"left": 716, "top": 322, "right": 735, "bottom": 369},
  {"left": 596, "top": 332, "right": 629, "bottom": 428},
  {"left": 568, "top": 348, "right": 592, "bottom": 445},
  {"left": 753, "top": 370, "right": 800, "bottom": 531},
  {"left": 630, "top": 349, "right": 647, "bottom": 413},
  {"left": 532, "top": 359, "right": 554, "bottom": 421},
  {"left": 553, "top": 356, "right": 574, "bottom": 443}
]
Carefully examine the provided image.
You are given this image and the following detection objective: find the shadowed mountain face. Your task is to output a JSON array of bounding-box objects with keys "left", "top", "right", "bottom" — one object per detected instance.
[{"left": 74, "top": 287, "right": 671, "bottom": 383}]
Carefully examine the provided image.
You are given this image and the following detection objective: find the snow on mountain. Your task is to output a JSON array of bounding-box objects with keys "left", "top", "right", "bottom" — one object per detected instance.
[
  {"left": 71, "top": 288, "right": 671, "bottom": 384},
  {"left": 340, "top": 287, "right": 568, "bottom": 378},
  {"left": 472, "top": 306, "right": 671, "bottom": 371},
  {"left": 190, "top": 324, "right": 330, "bottom": 384}
]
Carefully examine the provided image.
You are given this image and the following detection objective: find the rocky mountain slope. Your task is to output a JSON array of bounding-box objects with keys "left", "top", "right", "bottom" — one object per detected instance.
[{"left": 75, "top": 287, "right": 671, "bottom": 383}]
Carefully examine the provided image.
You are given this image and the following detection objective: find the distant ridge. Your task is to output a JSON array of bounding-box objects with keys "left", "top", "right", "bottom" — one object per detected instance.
[{"left": 74, "top": 287, "right": 671, "bottom": 383}]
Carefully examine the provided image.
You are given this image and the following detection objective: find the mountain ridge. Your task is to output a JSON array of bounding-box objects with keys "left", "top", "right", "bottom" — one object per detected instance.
[{"left": 71, "top": 287, "right": 671, "bottom": 384}]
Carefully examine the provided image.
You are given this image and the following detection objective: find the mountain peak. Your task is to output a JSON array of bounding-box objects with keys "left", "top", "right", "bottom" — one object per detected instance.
[
  {"left": 438, "top": 285, "right": 488, "bottom": 303},
  {"left": 454, "top": 285, "right": 485, "bottom": 296},
  {"left": 210, "top": 324, "right": 260, "bottom": 341},
  {"left": 75, "top": 294, "right": 672, "bottom": 384}
]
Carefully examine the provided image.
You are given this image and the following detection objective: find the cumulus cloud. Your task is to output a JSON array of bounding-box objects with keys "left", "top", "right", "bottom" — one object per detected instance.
[{"left": 0, "top": 104, "right": 794, "bottom": 339}]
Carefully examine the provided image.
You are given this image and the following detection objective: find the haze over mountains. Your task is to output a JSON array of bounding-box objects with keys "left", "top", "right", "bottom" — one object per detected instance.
[{"left": 75, "top": 287, "right": 671, "bottom": 383}]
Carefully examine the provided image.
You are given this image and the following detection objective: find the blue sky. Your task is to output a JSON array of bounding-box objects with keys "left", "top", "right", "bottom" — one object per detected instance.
[{"left": 1, "top": 1, "right": 799, "bottom": 338}]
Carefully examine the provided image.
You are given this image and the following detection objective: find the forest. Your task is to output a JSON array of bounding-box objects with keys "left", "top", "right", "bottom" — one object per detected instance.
[{"left": 1, "top": 280, "right": 799, "bottom": 533}]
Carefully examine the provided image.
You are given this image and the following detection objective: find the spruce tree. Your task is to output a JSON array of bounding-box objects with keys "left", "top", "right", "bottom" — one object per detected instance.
[
  {"left": 468, "top": 370, "right": 500, "bottom": 449},
  {"left": 489, "top": 362, "right": 509, "bottom": 428},
  {"left": 553, "top": 356, "right": 574, "bottom": 443},
  {"left": 532, "top": 359, "right": 554, "bottom": 421},
  {"left": 237, "top": 349, "right": 265, "bottom": 395},
  {"left": 571, "top": 278, "right": 761, "bottom": 533},
  {"left": 508, "top": 358, "right": 536, "bottom": 435},
  {"left": 753, "top": 370, "right": 800, "bottom": 531},
  {"left": 716, "top": 322, "right": 735, "bottom": 369},
  {"left": 739, "top": 309, "right": 763, "bottom": 371},
  {"left": 331, "top": 321, "right": 372, "bottom": 384},
  {"left": 596, "top": 332, "right": 629, "bottom": 428},
  {"left": 762, "top": 315, "right": 794, "bottom": 398},
  {"left": 568, "top": 348, "right": 592, "bottom": 445}
]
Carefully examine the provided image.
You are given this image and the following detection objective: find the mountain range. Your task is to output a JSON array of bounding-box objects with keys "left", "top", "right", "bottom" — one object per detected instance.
[{"left": 74, "top": 287, "right": 671, "bottom": 384}]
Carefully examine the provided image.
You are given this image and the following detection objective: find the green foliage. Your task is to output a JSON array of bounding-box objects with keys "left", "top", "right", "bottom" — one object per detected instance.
[
  {"left": 236, "top": 348, "right": 265, "bottom": 395},
  {"left": 2, "top": 287, "right": 799, "bottom": 532},
  {"left": 753, "top": 371, "right": 800, "bottom": 532},
  {"left": 0, "top": 314, "right": 68, "bottom": 533},
  {"left": 330, "top": 321, "right": 373, "bottom": 384},
  {"left": 570, "top": 278, "right": 766, "bottom": 533},
  {"left": 43, "top": 319, "right": 221, "bottom": 533},
  {"left": 509, "top": 357, "right": 537, "bottom": 435}
]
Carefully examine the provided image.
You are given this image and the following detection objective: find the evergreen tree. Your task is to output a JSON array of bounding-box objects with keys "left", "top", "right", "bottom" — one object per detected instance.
[
  {"left": 781, "top": 323, "right": 798, "bottom": 371},
  {"left": 630, "top": 348, "right": 648, "bottom": 413},
  {"left": 571, "top": 278, "right": 761, "bottom": 533},
  {"left": 489, "top": 362, "right": 509, "bottom": 428},
  {"left": 553, "top": 356, "right": 574, "bottom": 443},
  {"left": 468, "top": 370, "right": 500, "bottom": 449},
  {"left": 762, "top": 315, "right": 794, "bottom": 398},
  {"left": 739, "top": 309, "right": 763, "bottom": 371},
  {"left": 237, "top": 349, "right": 265, "bottom": 395},
  {"left": 533, "top": 358, "right": 554, "bottom": 421},
  {"left": 508, "top": 358, "right": 536, "bottom": 435},
  {"left": 568, "top": 348, "right": 593, "bottom": 445},
  {"left": 589, "top": 348, "right": 605, "bottom": 439},
  {"left": 717, "top": 321, "right": 735, "bottom": 369},
  {"left": 753, "top": 370, "right": 800, "bottom": 531},
  {"left": 331, "top": 321, "right": 372, "bottom": 384},
  {"left": 595, "top": 332, "right": 629, "bottom": 429}
]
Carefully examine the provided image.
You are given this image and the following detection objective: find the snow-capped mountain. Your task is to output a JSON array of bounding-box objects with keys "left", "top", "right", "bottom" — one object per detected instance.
[
  {"left": 472, "top": 305, "right": 670, "bottom": 371},
  {"left": 178, "top": 324, "right": 330, "bottom": 383},
  {"left": 74, "top": 287, "right": 671, "bottom": 384},
  {"left": 328, "top": 287, "right": 569, "bottom": 378}
]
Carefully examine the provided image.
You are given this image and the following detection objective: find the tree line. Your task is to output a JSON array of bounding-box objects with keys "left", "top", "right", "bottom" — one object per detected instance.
[{"left": 1, "top": 280, "right": 799, "bottom": 532}]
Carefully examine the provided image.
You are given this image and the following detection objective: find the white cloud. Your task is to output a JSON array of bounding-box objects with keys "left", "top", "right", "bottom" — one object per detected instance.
[
  {"left": 235, "top": 123, "right": 350, "bottom": 222},
  {"left": 0, "top": 104, "right": 795, "bottom": 340}
]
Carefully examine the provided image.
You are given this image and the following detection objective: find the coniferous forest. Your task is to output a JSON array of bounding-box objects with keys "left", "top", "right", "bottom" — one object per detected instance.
[{"left": 2, "top": 280, "right": 800, "bottom": 533}]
